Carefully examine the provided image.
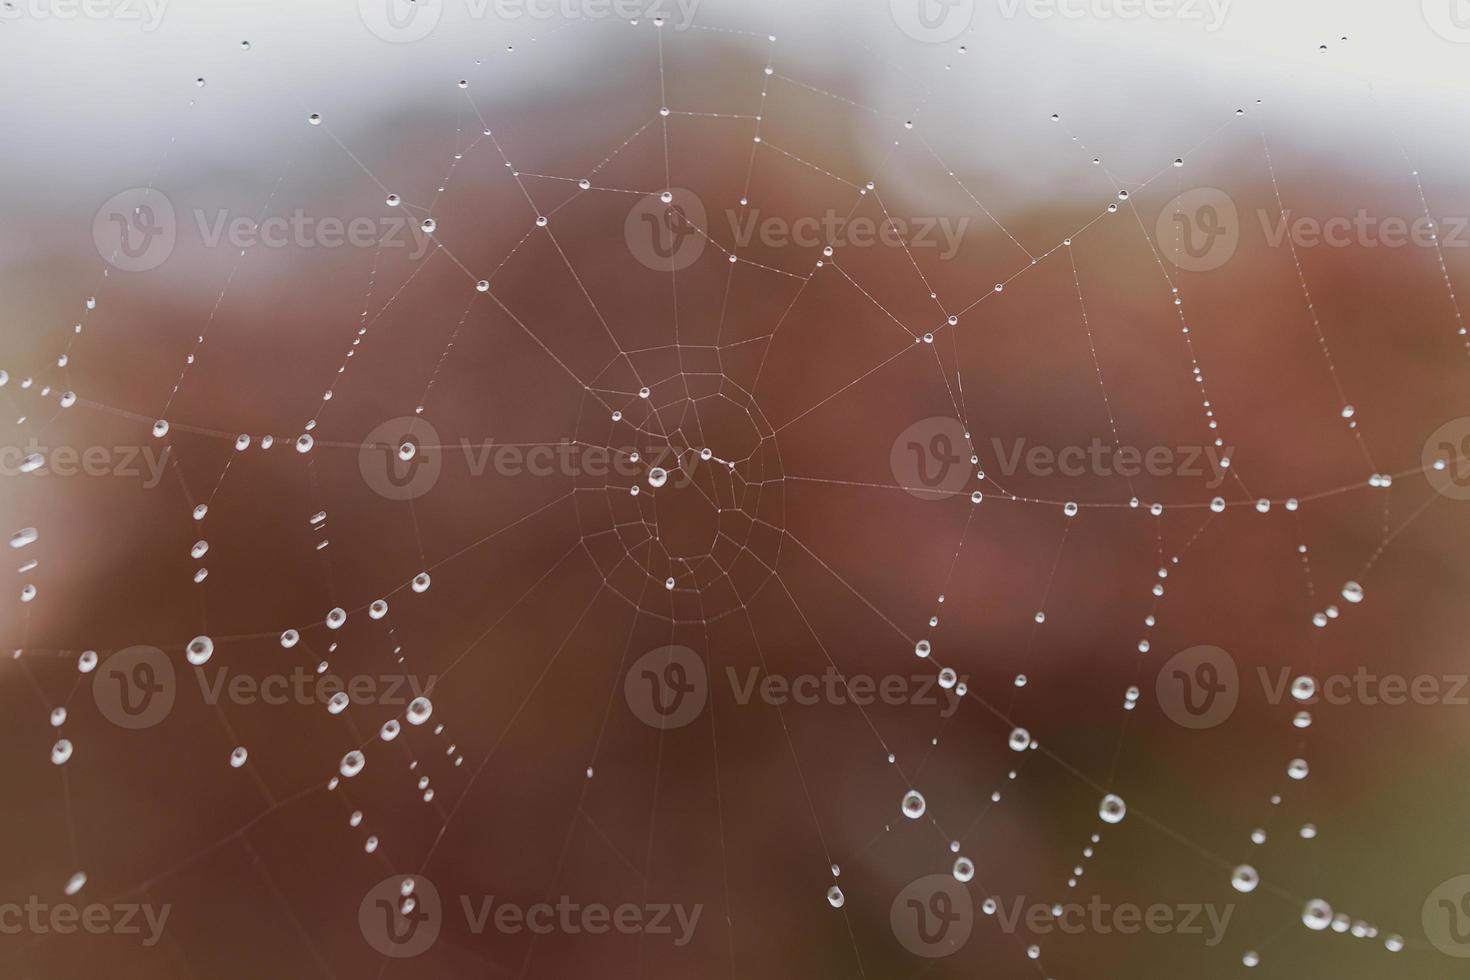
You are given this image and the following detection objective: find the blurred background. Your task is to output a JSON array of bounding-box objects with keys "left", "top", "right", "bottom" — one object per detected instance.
[{"left": 3, "top": 0, "right": 1470, "bottom": 976}]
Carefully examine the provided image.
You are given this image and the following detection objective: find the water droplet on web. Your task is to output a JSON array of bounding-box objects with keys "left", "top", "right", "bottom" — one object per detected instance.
[
  {"left": 914, "top": 639, "right": 931, "bottom": 658},
  {"left": 647, "top": 467, "right": 668, "bottom": 488},
  {"left": 901, "top": 789, "right": 926, "bottom": 819},
  {"left": 51, "top": 739, "right": 73, "bottom": 765},
  {"left": 1008, "top": 727, "right": 1031, "bottom": 751},
  {"left": 953, "top": 857, "right": 974, "bottom": 881},
  {"left": 64, "top": 872, "right": 86, "bottom": 896},
  {"left": 406, "top": 697, "right": 433, "bottom": 725},
  {"left": 187, "top": 636, "right": 214, "bottom": 665},
  {"left": 340, "top": 751, "right": 365, "bottom": 777},
  {"left": 1231, "top": 864, "right": 1259, "bottom": 893},
  {"left": 10, "top": 528, "right": 37, "bottom": 549},
  {"left": 229, "top": 746, "right": 248, "bottom": 768},
  {"left": 825, "top": 885, "right": 844, "bottom": 908},
  {"left": 1302, "top": 899, "right": 1332, "bottom": 930},
  {"left": 1099, "top": 793, "right": 1126, "bottom": 824},
  {"left": 307, "top": 113, "right": 321, "bottom": 126},
  {"left": 328, "top": 692, "right": 349, "bottom": 715},
  {"left": 78, "top": 651, "right": 98, "bottom": 673},
  {"left": 1340, "top": 581, "right": 1363, "bottom": 603}
]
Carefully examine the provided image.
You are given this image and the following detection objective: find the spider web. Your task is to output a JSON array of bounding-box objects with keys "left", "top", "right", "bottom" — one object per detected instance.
[{"left": 1, "top": 2, "right": 1465, "bottom": 978}]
